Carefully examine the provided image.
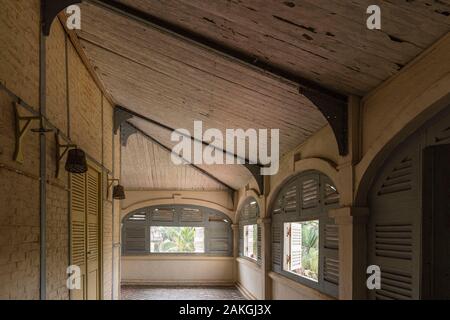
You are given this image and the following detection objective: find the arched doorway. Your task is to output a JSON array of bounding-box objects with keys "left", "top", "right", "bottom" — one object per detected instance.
[{"left": 367, "top": 105, "right": 450, "bottom": 299}]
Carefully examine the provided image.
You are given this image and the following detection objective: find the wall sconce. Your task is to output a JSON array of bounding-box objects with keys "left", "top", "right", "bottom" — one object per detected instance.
[
  {"left": 108, "top": 178, "right": 126, "bottom": 200},
  {"left": 56, "top": 131, "right": 87, "bottom": 177}
]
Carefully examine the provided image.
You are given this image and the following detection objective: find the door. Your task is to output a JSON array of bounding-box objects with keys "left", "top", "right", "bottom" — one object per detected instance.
[
  {"left": 422, "top": 144, "right": 450, "bottom": 299},
  {"left": 70, "top": 164, "right": 101, "bottom": 300}
]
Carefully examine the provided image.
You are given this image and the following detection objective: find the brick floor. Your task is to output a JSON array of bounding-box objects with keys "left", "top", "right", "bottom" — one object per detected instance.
[{"left": 121, "top": 285, "right": 247, "bottom": 300}]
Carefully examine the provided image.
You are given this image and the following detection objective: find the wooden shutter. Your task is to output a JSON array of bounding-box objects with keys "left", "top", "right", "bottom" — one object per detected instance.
[
  {"left": 123, "top": 224, "right": 146, "bottom": 253},
  {"left": 86, "top": 167, "right": 100, "bottom": 300},
  {"left": 208, "top": 220, "right": 231, "bottom": 255},
  {"left": 290, "top": 223, "right": 302, "bottom": 270},
  {"left": 180, "top": 207, "right": 203, "bottom": 223},
  {"left": 368, "top": 138, "right": 420, "bottom": 300},
  {"left": 300, "top": 174, "right": 320, "bottom": 215},
  {"left": 272, "top": 220, "right": 282, "bottom": 272},
  {"left": 70, "top": 173, "right": 86, "bottom": 300},
  {"left": 257, "top": 224, "right": 262, "bottom": 264}
]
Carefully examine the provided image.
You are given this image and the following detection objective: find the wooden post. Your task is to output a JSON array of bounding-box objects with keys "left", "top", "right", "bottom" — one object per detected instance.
[{"left": 330, "top": 206, "right": 369, "bottom": 300}]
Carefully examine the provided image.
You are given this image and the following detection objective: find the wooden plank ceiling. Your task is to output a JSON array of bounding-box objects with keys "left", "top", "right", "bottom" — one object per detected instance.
[
  {"left": 75, "top": 0, "right": 450, "bottom": 191},
  {"left": 122, "top": 128, "right": 232, "bottom": 191}
]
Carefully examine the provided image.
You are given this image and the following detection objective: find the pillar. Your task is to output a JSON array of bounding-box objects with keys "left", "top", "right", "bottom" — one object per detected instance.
[
  {"left": 330, "top": 206, "right": 369, "bottom": 300},
  {"left": 258, "top": 217, "right": 272, "bottom": 299},
  {"left": 231, "top": 223, "right": 239, "bottom": 283}
]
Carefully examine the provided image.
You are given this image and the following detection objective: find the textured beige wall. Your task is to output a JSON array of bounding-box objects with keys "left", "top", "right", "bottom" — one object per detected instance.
[
  {"left": 0, "top": 2, "right": 121, "bottom": 299},
  {"left": 122, "top": 256, "right": 234, "bottom": 285},
  {"left": 236, "top": 258, "right": 263, "bottom": 300}
]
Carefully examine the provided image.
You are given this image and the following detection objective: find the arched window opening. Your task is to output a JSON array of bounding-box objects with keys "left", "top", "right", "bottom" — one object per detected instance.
[
  {"left": 237, "top": 197, "right": 261, "bottom": 264},
  {"left": 270, "top": 170, "right": 340, "bottom": 298},
  {"left": 122, "top": 205, "right": 232, "bottom": 256}
]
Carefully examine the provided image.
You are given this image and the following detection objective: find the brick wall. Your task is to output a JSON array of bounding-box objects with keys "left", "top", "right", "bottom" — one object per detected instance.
[{"left": 0, "top": 1, "right": 121, "bottom": 300}]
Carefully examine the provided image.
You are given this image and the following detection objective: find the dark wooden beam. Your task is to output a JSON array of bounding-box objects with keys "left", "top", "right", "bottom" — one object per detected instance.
[
  {"left": 124, "top": 122, "right": 237, "bottom": 192},
  {"left": 42, "top": 0, "right": 81, "bottom": 36},
  {"left": 117, "top": 105, "right": 265, "bottom": 193}
]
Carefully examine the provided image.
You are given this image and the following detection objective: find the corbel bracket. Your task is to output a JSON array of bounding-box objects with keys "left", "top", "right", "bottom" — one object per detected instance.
[
  {"left": 299, "top": 86, "right": 348, "bottom": 156},
  {"left": 55, "top": 131, "right": 77, "bottom": 178},
  {"left": 120, "top": 122, "right": 138, "bottom": 147},
  {"left": 244, "top": 164, "right": 264, "bottom": 195},
  {"left": 42, "top": 0, "right": 82, "bottom": 36},
  {"left": 13, "top": 103, "right": 40, "bottom": 163},
  {"left": 114, "top": 107, "right": 133, "bottom": 134}
]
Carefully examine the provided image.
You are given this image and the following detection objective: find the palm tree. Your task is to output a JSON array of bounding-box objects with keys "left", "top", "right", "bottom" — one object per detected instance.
[{"left": 161, "top": 227, "right": 196, "bottom": 252}]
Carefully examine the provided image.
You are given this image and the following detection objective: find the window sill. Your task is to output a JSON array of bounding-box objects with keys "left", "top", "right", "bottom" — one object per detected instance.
[
  {"left": 236, "top": 257, "right": 261, "bottom": 271},
  {"left": 122, "top": 255, "right": 234, "bottom": 261}
]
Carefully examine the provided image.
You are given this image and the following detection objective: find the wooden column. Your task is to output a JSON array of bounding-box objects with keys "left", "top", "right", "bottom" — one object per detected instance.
[
  {"left": 330, "top": 206, "right": 369, "bottom": 300},
  {"left": 231, "top": 223, "right": 239, "bottom": 283},
  {"left": 258, "top": 217, "right": 272, "bottom": 299}
]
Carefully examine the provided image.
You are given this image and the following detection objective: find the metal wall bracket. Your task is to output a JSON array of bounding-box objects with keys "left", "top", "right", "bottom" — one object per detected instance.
[
  {"left": 55, "top": 131, "right": 77, "bottom": 178},
  {"left": 13, "top": 103, "right": 40, "bottom": 163},
  {"left": 299, "top": 87, "right": 348, "bottom": 156},
  {"left": 42, "top": 0, "right": 82, "bottom": 36},
  {"left": 114, "top": 108, "right": 133, "bottom": 134}
]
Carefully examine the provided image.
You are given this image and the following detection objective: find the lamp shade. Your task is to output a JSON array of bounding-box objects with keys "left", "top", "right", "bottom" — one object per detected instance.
[
  {"left": 65, "top": 148, "right": 87, "bottom": 174},
  {"left": 112, "top": 184, "right": 126, "bottom": 200}
]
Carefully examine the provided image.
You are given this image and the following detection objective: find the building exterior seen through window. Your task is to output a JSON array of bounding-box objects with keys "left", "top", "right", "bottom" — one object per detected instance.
[
  {"left": 283, "top": 220, "right": 319, "bottom": 282},
  {"left": 243, "top": 224, "right": 258, "bottom": 260},
  {"left": 150, "top": 226, "right": 205, "bottom": 253}
]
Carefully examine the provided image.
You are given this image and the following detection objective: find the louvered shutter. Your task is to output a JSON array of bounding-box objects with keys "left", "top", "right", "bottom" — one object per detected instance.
[
  {"left": 180, "top": 207, "right": 203, "bottom": 223},
  {"left": 86, "top": 167, "right": 100, "bottom": 300},
  {"left": 300, "top": 174, "right": 320, "bottom": 216},
  {"left": 208, "top": 220, "right": 231, "bottom": 255},
  {"left": 151, "top": 207, "right": 175, "bottom": 224},
  {"left": 320, "top": 175, "right": 340, "bottom": 297},
  {"left": 70, "top": 173, "right": 86, "bottom": 300},
  {"left": 239, "top": 224, "right": 244, "bottom": 256},
  {"left": 257, "top": 224, "right": 262, "bottom": 265},
  {"left": 290, "top": 223, "right": 302, "bottom": 270},
  {"left": 368, "top": 137, "right": 419, "bottom": 300},
  {"left": 272, "top": 219, "right": 282, "bottom": 272}
]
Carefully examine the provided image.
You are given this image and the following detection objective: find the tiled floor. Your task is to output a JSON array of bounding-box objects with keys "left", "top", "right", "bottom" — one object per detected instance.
[{"left": 121, "top": 285, "right": 246, "bottom": 300}]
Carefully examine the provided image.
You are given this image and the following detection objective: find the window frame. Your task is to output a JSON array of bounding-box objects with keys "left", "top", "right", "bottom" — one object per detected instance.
[
  {"left": 122, "top": 205, "right": 233, "bottom": 257},
  {"left": 243, "top": 224, "right": 258, "bottom": 261},
  {"left": 271, "top": 171, "right": 340, "bottom": 297},
  {"left": 237, "top": 197, "right": 261, "bottom": 264},
  {"left": 282, "top": 219, "right": 320, "bottom": 283}
]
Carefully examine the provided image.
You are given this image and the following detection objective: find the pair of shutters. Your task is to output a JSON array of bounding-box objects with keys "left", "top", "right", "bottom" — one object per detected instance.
[
  {"left": 70, "top": 166, "right": 101, "bottom": 300},
  {"left": 271, "top": 171, "right": 339, "bottom": 297}
]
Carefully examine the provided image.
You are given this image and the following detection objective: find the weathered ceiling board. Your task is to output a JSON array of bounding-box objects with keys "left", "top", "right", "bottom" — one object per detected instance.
[
  {"left": 77, "top": 2, "right": 326, "bottom": 155},
  {"left": 116, "top": 0, "right": 450, "bottom": 95},
  {"left": 122, "top": 129, "right": 231, "bottom": 191},
  {"left": 122, "top": 119, "right": 252, "bottom": 190},
  {"left": 126, "top": 117, "right": 255, "bottom": 190}
]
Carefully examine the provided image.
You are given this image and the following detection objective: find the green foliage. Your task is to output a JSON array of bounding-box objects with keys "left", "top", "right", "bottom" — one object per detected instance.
[{"left": 155, "top": 227, "right": 197, "bottom": 253}]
